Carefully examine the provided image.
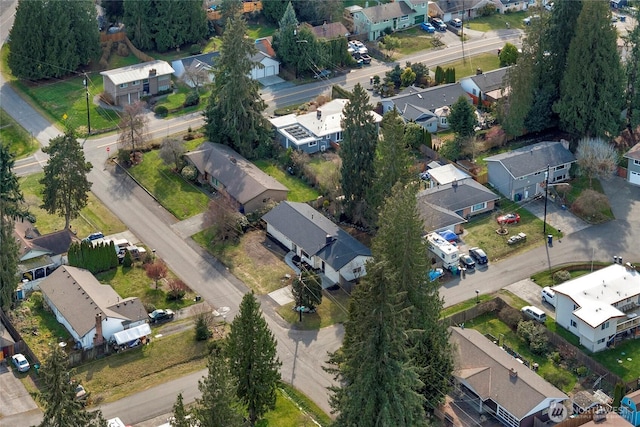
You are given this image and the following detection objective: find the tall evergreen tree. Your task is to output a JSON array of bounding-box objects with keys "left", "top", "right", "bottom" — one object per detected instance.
[
  {"left": 262, "top": 0, "right": 288, "bottom": 24},
  {"left": 40, "top": 129, "right": 93, "bottom": 229},
  {"left": 203, "top": 13, "right": 270, "bottom": 159},
  {"left": 171, "top": 393, "right": 192, "bottom": 427},
  {"left": 368, "top": 109, "right": 412, "bottom": 222},
  {"left": 38, "top": 346, "right": 108, "bottom": 427},
  {"left": 623, "top": 8, "right": 640, "bottom": 138},
  {"left": 226, "top": 292, "right": 281, "bottom": 426},
  {"left": 272, "top": 3, "right": 299, "bottom": 72},
  {"left": 192, "top": 346, "right": 244, "bottom": 427},
  {"left": 1, "top": 146, "right": 26, "bottom": 310},
  {"left": 373, "top": 183, "right": 454, "bottom": 412},
  {"left": 448, "top": 96, "right": 477, "bottom": 138},
  {"left": 339, "top": 83, "right": 379, "bottom": 223},
  {"left": 554, "top": 1, "right": 624, "bottom": 137}
]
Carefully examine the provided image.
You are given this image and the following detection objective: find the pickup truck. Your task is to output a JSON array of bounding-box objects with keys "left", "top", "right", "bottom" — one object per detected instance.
[{"left": 353, "top": 52, "right": 372, "bottom": 65}]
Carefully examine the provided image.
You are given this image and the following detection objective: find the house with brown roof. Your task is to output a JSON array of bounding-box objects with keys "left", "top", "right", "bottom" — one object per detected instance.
[
  {"left": 305, "top": 22, "right": 350, "bottom": 40},
  {"left": 39, "top": 266, "right": 147, "bottom": 349},
  {"left": 450, "top": 326, "right": 568, "bottom": 427},
  {"left": 184, "top": 142, "right": 289, "bottom": 214},
  {"left": 100, "top": 60, "right": 174, "bottom": 106}
]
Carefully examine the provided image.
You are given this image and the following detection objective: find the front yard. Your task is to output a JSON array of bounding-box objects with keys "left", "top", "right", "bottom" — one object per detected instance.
[{"left": 393, "top": 27, "right": 441, "bottom": 56}]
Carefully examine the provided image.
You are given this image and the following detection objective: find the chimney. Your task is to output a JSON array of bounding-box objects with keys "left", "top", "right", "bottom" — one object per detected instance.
[
  {"left": 560, "top": 138, "right": 569, "bottom": 150},
  {"left": 93, "top": 313, "right": 104, "bottom": 346},
  {"left": 317, "top": 110, "right": 322, "bottom": 120},
  {"left": 149, "top": 68, "right": 157, "bottom": 77},
  {"left": 230, "top": 156, "right": 237, "bottom": 164},
  {"left": 326, "top": 234, "right": 335, "bottom": 245},
  {"left": 476, "top": 68, "right": 482, "bottom": 75},
  {"left": 509, "top": 368, "right": 518, "bottom": 378}
]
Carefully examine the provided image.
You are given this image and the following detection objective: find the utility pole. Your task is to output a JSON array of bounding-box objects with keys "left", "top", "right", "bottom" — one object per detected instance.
[
  {"left": 543, "top": 165, "right": 550, "bottom": 235},
  {"left": 461, "top": 2, "right": 466, "bottom": 64},
  {"left": 83, "top": 74, "right": 91, "bottom": 134}
]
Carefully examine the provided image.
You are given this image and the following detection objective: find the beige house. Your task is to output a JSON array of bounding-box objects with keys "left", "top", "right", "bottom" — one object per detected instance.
[{"left": 100, "top": 60, "right": 174, "bottom": 106}]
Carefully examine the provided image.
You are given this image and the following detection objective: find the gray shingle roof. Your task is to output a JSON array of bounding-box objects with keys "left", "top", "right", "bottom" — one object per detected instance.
[
  {"left": 362, "top": 1, "right": 415, "bottom": 23},
  {"left": 416, "top": 197, "right": 466, "bottom": 231},
  {"left": 181, "top": 52, "right": 220, "bottom": 69},
  {"left": 184, "top": 142, "right": 288, "bottom": 205},
  {"left": 485, "top": 141, "right": 576, "bottom": 178},
  {"left": 417, "top": 179, "right": 499, "bottom": 212},
  {"left": 262, "top": 202, "right": 371, "bottom": 270},
  {"left": 39, "top": 266, "right": 146, "bottom": 338},
  {"left": 451, "top": 327, "right": 568, "bottom": 420},
  {"left": 468, "top": 67, "right": 508, "bottom": 93},
  {"left": 389, "top": 84, "right": 471, "bottom": 114}
]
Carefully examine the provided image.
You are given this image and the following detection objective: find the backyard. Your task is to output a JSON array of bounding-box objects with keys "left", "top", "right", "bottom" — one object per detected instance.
[{"left": 254, "top": 159, "right": 321, "bottom": 202}]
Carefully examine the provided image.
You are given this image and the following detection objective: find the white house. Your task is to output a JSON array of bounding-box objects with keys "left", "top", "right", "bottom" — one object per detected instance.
[
  {"left": 460, "top": 67, "right": 509, "bottom": 106},
  {"left": 552, "top": 263, "right": 640, "bottom": 353},
  {"left": 269, "top": 99, "right": 382, "bottom": 154},
  {"left": 39, "top": 266, "right": 147, "bottom": 349},
  {"left": 262, "top": 202, "right": 372, "bottom": 287}
]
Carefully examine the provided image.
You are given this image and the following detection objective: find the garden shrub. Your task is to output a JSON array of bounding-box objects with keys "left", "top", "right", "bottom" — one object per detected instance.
[
  {"left": 498, "top": 307, "right": 522, "bottom": 330},
  {"left": 122, "top": 250, "right": 133, "bottom": 267},
  {"left": 181, "top": 165, "right": 198, "bottom": 181},
  {"left": 195, "top": 314, "right": 212, "bottom": 341},
  {"left": 517, "top": 320, "right": 548, "bottom": 355},
  {"left": 154, "top": 105, "right": 168, "bottom": 117},
  {"left": 543, "top": 369, "right": 571, "bottom": 391},
  {"left": 183, "top": 91, "right": 200, "bottom": 108},
  {"left": 553, "top": 269, "right": 572, "bottom": 284},
  {"left": 576, "top": 366, "right": 588, "bottom": 377}
]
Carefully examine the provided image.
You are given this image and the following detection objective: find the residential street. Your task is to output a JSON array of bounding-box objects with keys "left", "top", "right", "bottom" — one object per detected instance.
[{"left": 2, "top": 4, "right": 640, "bottom": 425}]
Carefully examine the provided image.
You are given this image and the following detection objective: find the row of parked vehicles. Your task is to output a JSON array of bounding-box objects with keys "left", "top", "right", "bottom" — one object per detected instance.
[{"left": 420, "top": 16, "right": 463, "bottom": 33}]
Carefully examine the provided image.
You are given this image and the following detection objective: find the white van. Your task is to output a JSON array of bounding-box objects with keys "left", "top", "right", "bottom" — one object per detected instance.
[
  {"left": 521, "top": 306, "right": 547, "bottom": 323},
  {"left": 541, "top": 287, "right": 556, "bottom": 307}
]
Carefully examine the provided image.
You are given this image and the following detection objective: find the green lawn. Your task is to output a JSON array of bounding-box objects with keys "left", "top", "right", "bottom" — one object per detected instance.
[
  {"left": 128, "top": 145, "right": 210, "bottom": 220},
  {"left": 254, "top": 160, "right": 321, "bottom": 202},
  {"left": 19, "top": 173, "right": 126, "bottom": 238},
  {"left": 247, "top": 23, "right": 277, "bottom": 40},
  {"left": 155, "top": 85, "right": 212, "bottom": 113},
  {"left": 591, "top": 339, "right": 640, "bottom": 382},
  {"left": 467, "top": 11, "right": 531, "bottom": 31},
  {"left": 393, "top": 28, "right": 439, "bottom": 56},
  {"left": 276, "top": 288, "right": 350, "bottom": 329},
  {"left": 307, "top": 155, "right": 340, "bottom": 195},
  {"left": 268, "top": 385, "right": 332, "bottom": 427},
  {"left": 530, "top": 263, "right": 611, "bottom": 287},
  {"left": 467, "top": 312, "right": 577, "bottom": 393},
  {"left": 439, "top": 52, "right": 502, "bottom": 79},
  {"left": 1, "top": 109, "right": 39, "bottom": 158}
]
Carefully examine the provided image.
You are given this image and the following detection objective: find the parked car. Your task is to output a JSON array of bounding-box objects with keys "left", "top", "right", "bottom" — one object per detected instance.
[
  {"left": 430, "top": 17, "right": 447, "bottom": 31},
  {"left": 459, "top": 254, "right": 476, "bottom": 269},
  {"left": 313, "top": 69, "right": 332, "bottom": 79},
  {"left": 11, "top": 353, "right": 30, "bottom": 372},
  {"left": 148, "top": 309, "right": 175, "bottom": 323},
  {"left": 353, "top": 52, "right": 372, "bottom": 65},
  {"left": 541, "top": 286, "right": 556, "bottom": 307},
  {"left": 75, "top": 384, "right": 90, "bottom": 403},
  {"left": 497, "top": 213, "right": 520, "bottom": 224},
  {"left": 83, "top": 232, "right": 104, "bottom": 242},
  {"left": 450, "top": 18, "right": 462, "bottom": 28},
  {"left": 420, "top": 22, "right": 436, "bottom": 33},
  {"left": 521, "top": 306, "right": 547, "bottom": 323},
  {"left": 468, "top": 247, "right": 488, "bottom": 265},
  {"left": 348, "top": 40, "right": 368, "bottom": 54}
]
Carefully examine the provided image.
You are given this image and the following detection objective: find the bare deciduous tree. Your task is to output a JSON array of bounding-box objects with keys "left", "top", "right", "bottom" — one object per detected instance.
[
  {"left": 183, "top": 64, "right": 210, "bottom": 94},
  {"left": 159, "top": 137, "right": 185, "bottom": 171},
  {"left": 117, "top": 101, "right": 149, "bottom": 155},
  {"left": 145, "top": 260, "right": 168, "bottom": 290},
  {"left": 204, "top": 196, "right": 241, "bottom": 242},
  {"left": 575, "top": 137, "right": 619, "bottom": 187}
]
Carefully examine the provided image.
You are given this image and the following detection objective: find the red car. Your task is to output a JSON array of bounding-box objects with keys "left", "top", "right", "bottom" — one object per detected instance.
[{"left": 497, "top": 213, "right": 520, "bottom": 224}]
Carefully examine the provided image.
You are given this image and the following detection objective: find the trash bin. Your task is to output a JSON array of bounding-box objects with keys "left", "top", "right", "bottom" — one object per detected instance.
[
  {"left": 34, "top": 364, "right": 40, "bottom": 374},
  {"left": 547, "top": 234, "right": 553, "bottom": 245}
]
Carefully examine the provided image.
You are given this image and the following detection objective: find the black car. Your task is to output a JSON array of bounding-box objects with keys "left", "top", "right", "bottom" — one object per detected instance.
[
  {"left": 469, "top": 247, "right": 488, "bottom": 265},
  {"left": 148, "top": 309, "right": 175, "bottom": 323},
  {"left": 459, "top": 254, "right": 476, "bottom": 269}
]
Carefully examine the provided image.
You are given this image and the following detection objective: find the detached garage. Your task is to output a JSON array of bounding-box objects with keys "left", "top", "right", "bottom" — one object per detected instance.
[{"left": 624, "top": 143, "right": 640, "bottom": 186}]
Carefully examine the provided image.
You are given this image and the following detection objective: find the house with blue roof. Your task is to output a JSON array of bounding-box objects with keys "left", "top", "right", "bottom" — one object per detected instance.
[{"left": 262, "top": 202, "right": 372, "bottom": 287}]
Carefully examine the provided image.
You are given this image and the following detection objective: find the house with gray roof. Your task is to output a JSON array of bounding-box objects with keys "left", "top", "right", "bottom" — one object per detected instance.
[
  {"left": 417, "top": 178, "right": 499, "bottom": 233},
  {"left": 381, "top": 83, "right": 472, "bottom": 133},
  {"left": 39, "top": 266, "right": 147, "bottom": 349},
  {"left": 344, "top": 0, "right": 442, "bottom": 41},
  {"left": 450, "top": 326, "right": 569, "bottom": 427},
  {"left": 460, "top": 67, "right": 509, "bottom": 106},
  {"left": 623, "top": 142, "right": 640, "bottom": 186},
  {"left": 435, "top": 0, "right": 500, "bottom": 22},
  {"left": 262, "top": 202, "right": 372, "bottom": 287},
  {"left": 100, "top": 60, "right": 174, "bottom": 106},
  {"left": 485, "top": 141, "right": 576, "bottom": 202},
  {"left": 184, "top": 142, "right": 288, "bottom": 214}
]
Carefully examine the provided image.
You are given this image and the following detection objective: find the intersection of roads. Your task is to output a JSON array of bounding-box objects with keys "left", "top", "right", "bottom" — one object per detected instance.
[{"left": 2, "top": 2, "right": 639, "bottom": 425}]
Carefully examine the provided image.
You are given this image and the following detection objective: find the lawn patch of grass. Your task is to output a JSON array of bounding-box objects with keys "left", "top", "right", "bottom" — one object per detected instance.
[
  {"left": 530, "top": 263, "right": 610, "bottom": 287},
  {"left": 274, "top": 383, "right": 332, "bottom": 427},
  {"left": 467, "top": 11, "right": 529, "bottom": 31},
  {"left": 393, "top": 28, "right": 438, "bottom": 56},
  {"left": 307, "top": 154, "right": 340, "bottom": 194},
  {"left": 254, "top": 160, "right": 321, "bottom": 202},
  {"left": 128, "top": 149, "right": 210, "bottom": 220},
  {"left": 1, "top": 109, "right": 39, "bottom": 158},
  {"left": 247, "top": 23, "right": 277, "bottom": 40},
  {"left": 591, "top": 339, "right": 640, "bottom": 382},
  {"left": 276, "top": 288, "right": 350, "bottom": 329},
  {"left": 439, "top": 52, "right": 502, "bottom": 79},
  {"left": 19, "top": 173, "right": 126, "bottom": 237},
  {"left": 441, "top": 294, "right": 494, "bottom": 317}
]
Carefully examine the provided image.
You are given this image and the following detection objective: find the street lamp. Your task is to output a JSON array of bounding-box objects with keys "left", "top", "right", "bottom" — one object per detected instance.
[
  {"left": 475, "top": 289, "right": 480, "bottom": 304},
  {"left": 83, "top": 75, "right": 91, "bottom": 134}
]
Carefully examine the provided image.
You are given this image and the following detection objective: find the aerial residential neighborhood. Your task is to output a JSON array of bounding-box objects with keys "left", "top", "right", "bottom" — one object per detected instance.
[{"left": 1, "top": 0, "right": 639, "bottom": 426}]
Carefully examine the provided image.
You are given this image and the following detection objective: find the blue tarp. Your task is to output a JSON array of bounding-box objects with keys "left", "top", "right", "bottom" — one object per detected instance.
[{"left": 438, "top": 230, "right": 458, "bottom": 242}]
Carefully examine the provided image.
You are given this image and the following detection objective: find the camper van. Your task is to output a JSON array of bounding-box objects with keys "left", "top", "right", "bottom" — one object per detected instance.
[{"left": 426, "top": 233, "right": 459, "bottom": 271}]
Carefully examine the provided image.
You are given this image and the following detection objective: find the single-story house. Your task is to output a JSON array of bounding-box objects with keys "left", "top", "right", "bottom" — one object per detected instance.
[
  {"left": 184, "top": 142, "right": 289, "bottom": 214},
  {"left": 450, "top": 326, "right": 569, "bottom": 427},
  {"left": 269, "top": 99, "right": 383, "bottom": 154},
  {"left": 417, "top": 178, "right": 499, "bottom": 233},
  {"left": 262, "top": 201, "right": 372, "bottom": 287},
  {"left": 622, "top": 389, "right": 640, "bottom": 427},
  {"left": 427, "top": 163, "right": 471, "bottom": 188},
  {"left": 623, "top": 143, "right": 640, "bottom": 186},
  {"left": 344, "top": 0, "right": 442, "bottom": 41},
  {"left": 100, "top": 60, "right": 174, "bottom": 106},
  {"left": 551, "top": 263, "right": 640, "bottom": 353},
  {"left": 39, "top": 266, "right": 147, "bottom": 349},
  {"left": 460, "top": 67, "right": 509, "bottom": 106},
  {"left": 381, "top": 84, "right": 472, "bottom": 133},
  {"left": 305, "top": 21, "right": 350, "bottom": 40},
  {"left": 485, "top": 141, "right": 576, "bottom": 201}
]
